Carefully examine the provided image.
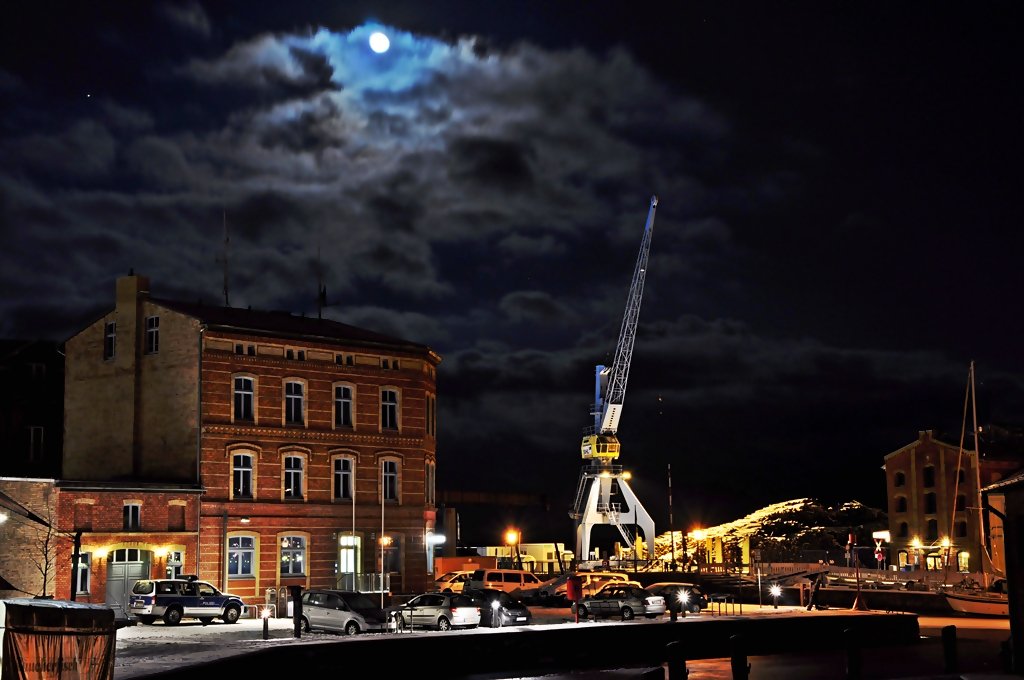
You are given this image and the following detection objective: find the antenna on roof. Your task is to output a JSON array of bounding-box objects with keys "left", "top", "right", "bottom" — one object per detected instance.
[{"left": 215, "top": 208, "right": 231, "bottom": 307}]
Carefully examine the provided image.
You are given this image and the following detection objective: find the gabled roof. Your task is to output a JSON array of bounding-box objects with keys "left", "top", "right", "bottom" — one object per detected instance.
[
  {"left": 151, "top": 298, "right": 438, "bottom": 359},
  {"left": 983, "top": 468, "right": 1024, "bottom": 493}
]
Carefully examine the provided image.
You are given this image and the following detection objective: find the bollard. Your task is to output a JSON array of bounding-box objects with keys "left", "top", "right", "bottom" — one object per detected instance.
[
  {"left": 942, "top": 625, "right": 958, "bottom": 673},
  {"left": 730, "top": 634, "right": 750, "bottom": 680},
  {"left": 844, "top": 627, "right": 862, "bottom": 680},
  {"left": 665, "top": 640, "right": 688, "bottom": 680},
  {"left": 262, "top": 607, "right": 269, "bottom": 641},
  {"left": 289, "top": 585, "right": 303, "bottom": 639}
]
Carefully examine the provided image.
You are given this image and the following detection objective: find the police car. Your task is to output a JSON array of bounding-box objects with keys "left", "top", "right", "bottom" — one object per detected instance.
[{"left": 129, "top": 575, "right": 244, "bottom": 625}]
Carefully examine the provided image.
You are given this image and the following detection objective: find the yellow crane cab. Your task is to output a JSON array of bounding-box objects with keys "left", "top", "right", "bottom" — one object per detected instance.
[{"left": 581, "top": 434, "right": 620, "bottom": 460}]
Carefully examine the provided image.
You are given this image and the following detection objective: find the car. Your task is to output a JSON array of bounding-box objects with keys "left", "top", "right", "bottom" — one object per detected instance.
[
  {"left": 431, "top": 570, "right": 475, "bottom": 593},
  {"left": 464, "top": 588, "right": 533, "bottom": 627},
  {"left": 466, "top": 568, "right": 544, "bottom": 595},
  {"left": 387, "top": 592, "right": 481, "bottom": 631},
  {"left": 645, "top": 582, "right": 708, "bottom": 614},
  {"left": 129, "top": 576, "right": 244, "bottom": 626},
  {"left": 576, "top": 583, "right": 666, "bottom": 620},
  {"left": 536, "top": 571, "right": 633, "bottom": 605},
  {"left": 299, "top": 589, "right": 388, "bottom": 635}
]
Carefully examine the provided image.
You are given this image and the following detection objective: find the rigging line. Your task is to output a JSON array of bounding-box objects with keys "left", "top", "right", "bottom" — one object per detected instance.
[{"left": 950, "top": 363, "right": 972, "bottom": 541}]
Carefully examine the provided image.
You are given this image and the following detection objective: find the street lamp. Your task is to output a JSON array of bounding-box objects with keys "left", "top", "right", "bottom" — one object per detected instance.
[
  {"left": 769, "top": 583, "right": 782, "bottom": 609},
  {"left": 911, "top": 537, "right": 922, "bottom": 570},
  {"left": 379, "top": 535, "right": 392, "bottom": 608},
  {"left": 505, "top": 529, "right": 521, "bottom": 569}
]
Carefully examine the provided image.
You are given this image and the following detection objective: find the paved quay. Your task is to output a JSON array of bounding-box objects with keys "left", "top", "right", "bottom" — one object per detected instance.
[{"left": 110, "top": 604, "right": 1009, "bottom": 680}]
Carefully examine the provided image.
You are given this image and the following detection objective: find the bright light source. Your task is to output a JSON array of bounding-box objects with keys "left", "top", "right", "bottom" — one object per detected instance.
[
  {"left": 154, "top": 547, "right": 168, "bottom": 558},
  {"left": 491, "top": 600, "right": 501, "bottom": 610},
  {"left": 769, "top": 584, "right": 782, "bottom": 598},
  {"left": 505, "top": 529, "right": 519, "bottom": 545},
  {"left": 369, "top": 32, "right": 390, "bottom": 54},
  {"left": 426, "top": 532, "right": 446, "bottom": 545},
  {"left": 678, "top": 591, "right": 689, "bottom": 604},
  {"left": 0, "top": 512, "right": 8, "bottom": 524}
]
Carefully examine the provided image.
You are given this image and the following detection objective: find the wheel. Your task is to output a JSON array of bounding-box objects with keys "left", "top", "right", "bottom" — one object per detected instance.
[
  {"left": 437, "top": 616, "right": 452, "bottom": 631},
  {"left": 301, "top": 616, "right": 311, "bottom": 633},
  {"left": 576, "top": 604, "right": 589, "bottom": 618},
  {"left": 163, "top": 607, "right": 183, "bottom": 626},
  {"left": 222, "top": 605, "right": 241, "bottom": 624},
  {"left": 138, "top": 616, "right": 156, "bottom": 625},
  {"left": 690, "top": 604, "right": 700, "bottom": 614},
  {"left": 199, "top": 617, "right": 214, "bottom": 625},
  {"left": 620, "top": 606, "right": 635, "bottom": 621},
  {"left": 645, "top": 614, "right": 658, "bottom": 619},
  {"left": 344, "top": 621, "right": 360, "bottom": 636}
]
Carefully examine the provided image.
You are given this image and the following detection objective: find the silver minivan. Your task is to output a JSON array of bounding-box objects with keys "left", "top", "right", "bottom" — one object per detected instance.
[
  {"left": 467, "top": 568, "right": 543, "bottom": 595},
  {"left": 300, "top": 589, "right": 388, "bottom": 635}
]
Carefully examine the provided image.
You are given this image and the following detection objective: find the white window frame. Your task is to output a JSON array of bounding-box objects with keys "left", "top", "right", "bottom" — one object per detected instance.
[
  {"left": 334, "top": 383, "right": 354, "bottom": 428},
  {"left": 284, "top": 455, "right": 305, "bottom": 500},
  {"left": 233, "top": 376, "right": 255, "bottom": 422},
  {"left": 381, "top": 458, "right": 399, "bottom": 502},
  {"left": 123, "top": 503, "right": 141, "bottom": 531},
  {"left": 74, "top": 553, "right": 91, "bottom": 594},
  {"left": 333, "top": 456, "right": 354, "bottom": 501},
  {"left": 228, "top": 535, "right": 255, "bottom": 578},
  {"left": 280, "top": 536, "right": 306, "bottom": 576},
  {"left": 285, "top": 380, "right": 305, "bottom": 426},
  {"left": 144, "top": 315, "right": 160, "bottom": 354},
  {"left": 381, "top": 388, "right": 399, "bottom": 431},
  {"left": 233, "top": 453, "right": 254, "bottom": 499}
]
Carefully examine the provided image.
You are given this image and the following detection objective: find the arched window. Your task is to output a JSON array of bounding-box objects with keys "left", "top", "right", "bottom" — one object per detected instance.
[
  {"left": 334, "top": 383, "right": 355, "bottom": 428},
  {"left": 957, "top": 469, "right": 966, "bottom": 484},
  {"left": 926, "top": 519, "right": 938, "bottom": 540},
  {"left": 894, "top": 471, "right": 906, "bottom": 488},
  {"left": 381, "top": 388, "right": 400, "bottom": 431},
  {"left": 233, "top": 375, "right": 255, "bottom": 422},
  {"left": 284, "top": 455, "right": 304, "bottom": 500},
  {"left": 922, "top": 466, "right": 936, "bottom": 488},
  {"left": 233, "top": 453, "right": 253, "bottom": 499},
  {"left": 898, "top": 522, "right": 909, "bottom": 537},
  {"left": 382, "top": 459, "right": 399, "bottom": 501},
  {"left": 955, "top": 520, "right": 968, "bottom": 537},
  {"left": 285, "top": 380, "right": 305, "bottom": 426},
  {"left": 925, "top": 492, "right": 937, "bottom": 514},
  {"left": 895, "top": 497, "right": 907, "bottom": 513},
  {"left": 955, "top": 494, "right": 966, "bottom": 511},
  {"left": 333, "top": 456, "right": 354, "bottom": 501}
]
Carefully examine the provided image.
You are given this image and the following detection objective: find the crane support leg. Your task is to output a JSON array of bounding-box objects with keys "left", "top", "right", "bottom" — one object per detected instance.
[{"left": 575, "top": 474, "right": 656, "bottom": 561}]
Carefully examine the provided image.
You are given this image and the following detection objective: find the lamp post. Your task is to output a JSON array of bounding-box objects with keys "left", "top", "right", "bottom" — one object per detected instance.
[
  {"left": 668, "top": 464, "right": 675, "bottom": 570},
  {"left": 379, "top": 536, "right": 392, "bottom": 608},
  {"left": 505, "top": 529, "right": 521, "bottom": 569},
  {"left": 769, "top": 583, "right": 781, "bottom": 609},
  {"left": 911, "top": 537, "right": 922, "bottom": 571}
]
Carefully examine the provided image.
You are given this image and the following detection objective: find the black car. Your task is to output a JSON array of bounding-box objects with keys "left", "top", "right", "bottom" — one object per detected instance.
[
  {"left": 464, "top": 588, "right": 533, "bottom": 627},
  {"left": 645, "top": 582, "right": 708, "bottom": 614}
]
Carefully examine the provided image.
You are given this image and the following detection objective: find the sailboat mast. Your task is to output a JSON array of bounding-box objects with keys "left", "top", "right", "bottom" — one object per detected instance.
[{"left": 969, "top": 361, "right": 991, "bottom": 584}]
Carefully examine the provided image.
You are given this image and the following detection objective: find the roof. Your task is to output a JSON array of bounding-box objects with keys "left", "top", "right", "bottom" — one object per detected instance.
[
  {"left": 982, "top": 468, "right": 1024, "bottom": 493},
  {"left": 151, "top": 297, "right": 437, "bottom": 359}
]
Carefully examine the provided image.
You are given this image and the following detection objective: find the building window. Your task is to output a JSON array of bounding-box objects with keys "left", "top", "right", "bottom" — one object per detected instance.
[
  {"left": 426, "top": 395, "right": 436, "bottom": 437},
  {"left": 74, "top": 554, "right": 91, "bottom": 594},
  {"left": 145, "top": 316, "right": 159, "bottom": 354},
  {"left": 924, "top": 492, "right": 937, "bottom": 514},
  {"left": 285, "top": 381, "right": 304, "bottom": 425},
  {"left": 228, "top": 536, "right": 255, "bottom": 577},
  {"left": 895, "top": 496, "right": 907, "bottom": 513},
  {"left": 955, "top": 494, "right": 966, "bottom": 511},
  {"left": 382, "top": 358, "right": 389, "bottom": 369},
  {"left": 894, "top": 471, "right": 905, "bottom": 487},
  {"left": 381, "top": 389, "right": 398, "bottom": 431},
  {"left": 382, "top": 459, "right": 399, "bottom": 502},
  {"left": 333, "top": 457, "right": 353, "bottom": 501},
  {"left": 425, "top": 461, "right": 435, "bottom": 505},
  {"left": 957, "top": 469, "right": 966, "bottom": 484},
  {"left": 247, "top": 345, "right": 256, "bottom": 356},
  {"left": 926, "top": 518, "right": 938, "bottom": 540},
  {"left": 233, "top": 454, "right": 253, "bottom": 499},
  {"left": 165, "top": 550, "right": 183, "bottom": 579},
  {"left": 284, "top": 456, "right": 304, "bottom": 500},
  {"left": 898, "top": 522, "right": 908, "bottom": 538},
  {"left": 922, "top": 465, "right": 935, "bottom": 488},
  {"left": 381, "top": 535, "right": 401, "bottom": 573},
  {"left": 234, "top": 377, "right": 254, "bottom": 422},
  {"left": 280, "top": 536, "right": 305, "bottom": 575},
  {"left": 334, "top": 385, "right": 353, "bottom": 428},
  {"left": 297, "top": 350, "right": 305, "bottom": 361},
  {"left": 956, "top": 551, "right": 970, "bottom": 572},
  {"left": 286, "top": 349, "right": 294, "bottom": 360},
  {"left": 123, "top": 504, "right": 141, "bottom": 531},
  {"left": 27, "top": 426, "right": 44, "bottom": 461},
  {"left": 955, "top": 520, "right": 968, "bottom": 537},
  {"left": 103, "top": 321, "right": 116, "bottom": 360}
]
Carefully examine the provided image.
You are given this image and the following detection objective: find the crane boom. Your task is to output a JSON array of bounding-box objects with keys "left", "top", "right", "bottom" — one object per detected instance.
[{"left": 600, "top": 194, "right": 658, "bottom": 433}]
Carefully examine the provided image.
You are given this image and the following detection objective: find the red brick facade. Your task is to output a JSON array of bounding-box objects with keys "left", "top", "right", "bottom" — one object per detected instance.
[{"left": 1, "top": 275, "right": 441, "bottom": 612}]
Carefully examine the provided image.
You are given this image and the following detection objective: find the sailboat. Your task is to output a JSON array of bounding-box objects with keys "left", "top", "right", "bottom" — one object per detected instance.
[{"left": 941, "top": 361, "right": 1009, "bottom": 617}]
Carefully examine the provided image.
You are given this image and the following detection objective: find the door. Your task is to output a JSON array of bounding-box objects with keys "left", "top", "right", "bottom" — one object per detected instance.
[
  {"left": 195, "top": 581, "right": 222, "bottom": 617},
  {"left": 106, "top": 558, "right": 149, "bottom": 615}
]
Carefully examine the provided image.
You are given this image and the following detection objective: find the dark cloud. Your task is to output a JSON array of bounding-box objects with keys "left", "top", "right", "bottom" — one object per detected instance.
[{"left": 157, "top": 1, "right": 211, "bottom": 38}]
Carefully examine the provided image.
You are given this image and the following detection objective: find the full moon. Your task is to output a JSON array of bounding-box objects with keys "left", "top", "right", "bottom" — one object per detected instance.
[{"left": 369, "top": 32, "right": 390, "bottom": 54}]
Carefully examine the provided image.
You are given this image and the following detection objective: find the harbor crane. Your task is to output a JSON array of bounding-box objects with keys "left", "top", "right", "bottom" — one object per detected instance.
[{"left": 571, "top": 195, "right": 658, "bottom": 562}]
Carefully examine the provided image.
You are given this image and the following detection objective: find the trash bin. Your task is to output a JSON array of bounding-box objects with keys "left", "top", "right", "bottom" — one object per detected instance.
[{"left": 0, "top": 598, "right": 116, "bottom": 679}]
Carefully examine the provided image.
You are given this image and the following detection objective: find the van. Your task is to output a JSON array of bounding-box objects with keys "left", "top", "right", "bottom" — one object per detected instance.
[{"left": 467, "top": 568, "right": 543, "bottom": 595}]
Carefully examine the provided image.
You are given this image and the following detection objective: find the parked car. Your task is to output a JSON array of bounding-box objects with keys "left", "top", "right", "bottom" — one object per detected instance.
[
  {"left": 536, "top": 571, "right": 632, "bottom": 605},
  {"left": 466, "top": 568, "right": 544, "bottom": 595},
  {"left": 464, "top": 588, "right": 533, "bottom": 627},
  {"left": 431, "top": 570, "right": 475, "bottom": 593},
  {"left": 129, "top": 576, "right": 244, "bottom": 625},
  {"left": 387, "top": 592, "right": 480, "bottom": 631},
  {"left": 576, "top": 583, "right": 666, "bottom": 620},
  {"left": 300, "top": 589, "right": 388, "bottom": 635},
  {"left": 645, "top": 582, "right": 708, "bottom": 614}
]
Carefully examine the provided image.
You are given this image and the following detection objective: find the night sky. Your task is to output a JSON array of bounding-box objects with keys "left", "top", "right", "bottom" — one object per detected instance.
[{"left": 2, "top": 2, "right": 1023, "bottom": 543}]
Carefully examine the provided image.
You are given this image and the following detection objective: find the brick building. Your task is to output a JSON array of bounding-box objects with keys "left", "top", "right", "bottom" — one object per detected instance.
[
  {"left": 882, "top": 429, "right": 1020, "bottom": 575},
  {"left": 7, "top": 273, "right": 440, "bottom": 613}
]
